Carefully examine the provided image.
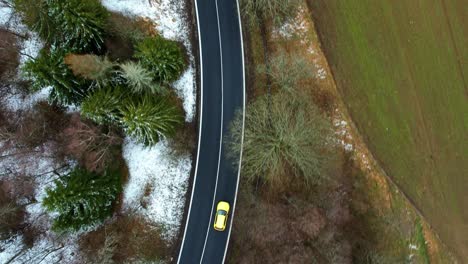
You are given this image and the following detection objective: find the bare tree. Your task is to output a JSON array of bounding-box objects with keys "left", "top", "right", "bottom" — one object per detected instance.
[
  {"left": 257, "top": 50, "right": 316, "bottom": 93},
  {"left": 228, "top": 92, "right": 334, "bottom": 189},
  {"left": 59, "top": 114, "right": 123, "bottom": 172},
  {"left": 240, "top": 0, "right": 301, "bottom": 26}
]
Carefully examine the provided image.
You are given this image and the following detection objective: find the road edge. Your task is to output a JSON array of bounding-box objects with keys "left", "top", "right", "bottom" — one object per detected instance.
[
  {"left": 222, "top": 0, "right": 246, "bottom": 262},
  {"left": 176, "top": 0, "right": 204, "bottom": 262}
]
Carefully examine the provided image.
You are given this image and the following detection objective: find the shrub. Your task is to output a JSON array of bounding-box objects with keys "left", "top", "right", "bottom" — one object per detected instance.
[
  {"left": 258, "top": 51, "right": 315, "bottom": 93},
  {"left": 43, "top": 167, "right": 121, "bottom": 231},
  {"left": 0, "top": 183, "right": 23, "bottom": 238},
  {"left": 64, "top": 54, "right": 114, "bottom": 85},
  {"left": 23, "top": 49, "right": 91, "bottom": 105},
  {"left": 15, "top": 101, "right": 68, "bottom": 148},
  {"left": 228, "top": 92, "right": 333, "bottom": 188},
  {"left": 119, "top": 95, "right": 183, "bottom": 146},
  {"left": 106, "top": 12, "right": 151, "bottom": 43},
  {"left": 81, "top": 86, "right": 125, "bottom": 125},
  {"left": 13, "top": 0, "right": 109, "bottom": 52},
  {"left": 118, "top": 61, "right": 164, "bottom": 94},
  {"left": 241, "top": 0, "right": 301, "bottom": 25},
  {"left": 134, "top": 36, "right": 186, "bottom": 83}
]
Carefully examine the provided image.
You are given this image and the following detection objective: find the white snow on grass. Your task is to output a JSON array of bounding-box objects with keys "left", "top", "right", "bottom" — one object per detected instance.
[
  {"left": 18, "top": 32, "right": 43, "bottom": 67},
  {"left": 122, "top": 138, "right": 191, "bottom": 240},
  {"left": 4, "top": 86, "right": 51, "bottom": 112},
  {"left": 174, "top": 66, "right": 196, "bottom": 121},
  {"left": 101, "top": 0, "right": 196, "bottom": 122},
  {"left": 0, "top": 233, "right": 79, "bottom": 264}
]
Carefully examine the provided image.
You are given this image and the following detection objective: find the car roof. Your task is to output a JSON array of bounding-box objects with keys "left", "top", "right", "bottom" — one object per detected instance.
[{"left": 215, "top": 214, "right": 226, "bottom": 227}]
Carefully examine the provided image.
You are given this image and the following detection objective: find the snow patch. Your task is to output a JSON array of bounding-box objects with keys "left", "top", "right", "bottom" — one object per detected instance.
[
  {"left": 4, "top": 86, "right": 51, "bottom": 112},
  {"left": 173, "top": 66, "right": 196, "bottom": 121},
  {"left": 0, "top": 233, "right": 79, "bottom": 264},
  {"left": 122, "top": 138, "right": 191, "bottom": 240},
  {"left": 334, "top": 118, "right": 354, "bottom": 152},
  {"left": 18, "top": 33, "right": 43, "bottom": 67}
]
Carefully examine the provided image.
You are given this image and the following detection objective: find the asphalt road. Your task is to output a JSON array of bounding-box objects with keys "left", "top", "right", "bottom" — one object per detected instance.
[{"left": 177, "top": 0, "right": 245, "bottom": 263}]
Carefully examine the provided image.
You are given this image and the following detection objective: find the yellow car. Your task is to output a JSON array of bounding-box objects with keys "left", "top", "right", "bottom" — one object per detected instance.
[{"left": 214, "top": 201, "right": 230, "bottom": 231}]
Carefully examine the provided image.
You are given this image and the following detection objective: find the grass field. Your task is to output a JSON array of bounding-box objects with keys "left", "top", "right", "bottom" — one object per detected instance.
[{"left": 309, "top": 0, "right": 468, "bottom": 260}]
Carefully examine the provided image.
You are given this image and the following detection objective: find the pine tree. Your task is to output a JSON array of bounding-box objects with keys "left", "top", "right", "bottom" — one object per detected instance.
[
  {"left": 64, "top": 54, "right": 114, "bottom": 86},
  {"left": 119, "top": 95, "right": 183, "bottom": 146},
  {"left": 118, "top": 61, "right": 165, "bottom": 94},
  {"left": 12, "top": 0, "right": 55, "bottom": 41},
  {"left": 43, "top": 167, "right": 121, "bottom": 231},
  {"left": 48, "top": 0, "right": 109, "bottom": 52},
  {"left": 13, "top": 0, "right": 109, "bottom": 52},
  {"left": 134, "top": 36, "right": 187, "bottom": 84},
  {"left": 23, "top": 48, "right": 91, "bottom": 105},
  {"left": 81, "top": 86, "right": 125, "bottom": 125}
]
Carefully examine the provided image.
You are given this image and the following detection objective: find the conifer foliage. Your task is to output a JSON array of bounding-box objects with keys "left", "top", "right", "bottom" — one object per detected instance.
[
  {"left": 120, "top": 95, "right": 183, "bottom": 146},
  {"left": 13, "top": 0, "right": 108, "bottom": 52},
  {"left": 118, "top": 61, "right": 164, "bottom": 94},
  {"left": 81, "top": 87, "right": 125, "bottom": 125},
  {"left": 43, "top": 167, "right": 121, "bottom": 231},
  {"left": 12, "top": 0, "right": 55, "bottom": 41},
  {"left": 23, "top": 49, "right": 90, "bottom": 105},
  {"left": 135, "top": 36, "right": 187, "bottom": 83},
  {"left": 49, "top": 0, "right": 109, "bottom": 52}
]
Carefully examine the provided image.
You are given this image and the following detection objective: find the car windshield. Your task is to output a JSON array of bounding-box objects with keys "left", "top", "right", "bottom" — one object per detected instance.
[{"left": 217, "top": 210, "right": 226, "bottom": 216}]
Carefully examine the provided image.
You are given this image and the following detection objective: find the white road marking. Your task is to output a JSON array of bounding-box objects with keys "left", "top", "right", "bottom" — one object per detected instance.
[
  {"left": 222, "top": 0, "right": 246, "bottom": 262},
  {"left": 199, "top": 0, "right": 225, "bottom": 261},
  {"left": 176, "top": 0, "right": 204, "bottom": 262}
]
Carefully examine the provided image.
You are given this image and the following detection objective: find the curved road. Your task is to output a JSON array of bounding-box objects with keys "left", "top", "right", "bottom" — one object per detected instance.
[{"left": 177, "top": 0, "right": 245, "bottom": 263}]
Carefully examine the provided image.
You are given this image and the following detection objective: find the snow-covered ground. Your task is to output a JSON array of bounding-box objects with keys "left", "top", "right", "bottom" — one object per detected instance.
[
  {"left": 0, "top": 0, "right": 196, "bottom": 262},
  {"left": 122, "top": 139, "right": 191, "bottom": 240}
]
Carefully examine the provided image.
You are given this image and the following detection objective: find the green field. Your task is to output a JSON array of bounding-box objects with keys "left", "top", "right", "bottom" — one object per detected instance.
[{"left": 309, "top": 0, "right": 468, "bottom": 260}]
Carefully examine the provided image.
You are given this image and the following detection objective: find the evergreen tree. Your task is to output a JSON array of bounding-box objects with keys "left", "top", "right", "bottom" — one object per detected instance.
[
  {"left": 119, "top": 95, "right": 183, "bottom": 146},
  {"left": 118, "top": 61, "right": 165, "bottom": 94},
  {"left": 134, "top": 36, "right": 187, "bottom": 84},
  {"left": 13, "top": 0, "right": 109, "bottom": 52},
  {"left": 49, "top": 0, "right": 109, "bottom": 52},
  {"left": 23, "top": 49, "right": 90, "bottom": 105},
  {"left": 81, "top": 86, "right": 125, "bottom": 125},
  {"left": 43, "top": 167, "right": 121, "bottom": 231},
  {"left": 12, "top": 0, "right": 55, "bottom": 41}
]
